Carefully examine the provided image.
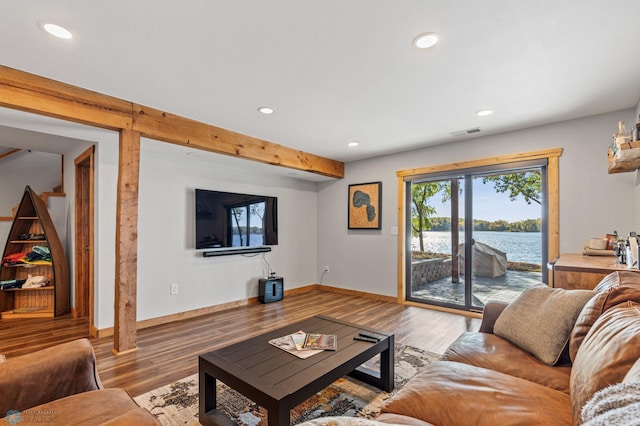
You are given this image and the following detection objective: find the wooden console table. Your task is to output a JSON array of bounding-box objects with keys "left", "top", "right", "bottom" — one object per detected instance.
[{"left": 551, "top": 253, "right": 639, "bottom": 290}]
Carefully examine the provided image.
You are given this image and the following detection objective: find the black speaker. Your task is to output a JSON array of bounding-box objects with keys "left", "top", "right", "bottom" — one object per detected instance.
[{"left": 259, "top": 277, "right": 283, "bottom": 303}]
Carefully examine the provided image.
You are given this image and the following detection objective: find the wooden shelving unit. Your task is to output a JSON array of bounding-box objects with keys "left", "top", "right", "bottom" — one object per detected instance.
[
  {"left": 0, "top": 186, "right": 69, "bottom": 319},
  {"left": 608, "top": 140, "right": 640, "bottom": 173}
]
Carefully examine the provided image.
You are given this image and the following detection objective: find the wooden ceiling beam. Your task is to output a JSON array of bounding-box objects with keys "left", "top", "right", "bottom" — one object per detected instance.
[
  {"left": 132, "top": 104, "right": 344, "bottom": 178},
  {"left": 0, "top": 65, "right": 133, "bottom": 130},
  {"left": 0, "top": 65, "right": 344, "bottom": 179},
  {"left": 0, "top": 148, "right": 22, "bottom": 160}
]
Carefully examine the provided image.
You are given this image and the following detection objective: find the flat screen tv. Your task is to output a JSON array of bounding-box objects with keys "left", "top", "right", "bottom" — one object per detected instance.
[{"left": 195, "top": 188, "right": 278, "bottom": 250}]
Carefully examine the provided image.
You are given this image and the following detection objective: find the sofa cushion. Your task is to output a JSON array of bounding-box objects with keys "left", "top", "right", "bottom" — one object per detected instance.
[
  {"left": 571, "top": 301, "right": 640, "bottom": 425},
  {"left": 381, "top": 360, "right": 572, "bottom": 426},
  {"left": 569, "top": 271, "right": 640, "bottom": 362},
  {"left": 443, "top": 331, "right": 571, "bottom": 393},
  {"left": 493, "top": 285, "right": 595, "bottom": 365}
]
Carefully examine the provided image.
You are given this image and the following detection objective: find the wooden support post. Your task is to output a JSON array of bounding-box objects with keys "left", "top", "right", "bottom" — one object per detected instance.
[
  {"left": 547, "top": 155, "right": 560, "bottom": 285},
  {"left": 114, "top": 129, "right": 141, "bottom": 354}
]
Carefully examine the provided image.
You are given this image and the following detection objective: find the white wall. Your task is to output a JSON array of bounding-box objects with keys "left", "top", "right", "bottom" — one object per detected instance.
[
  {"left": 318, "top": 109, "right": 638, "bottom": 297},
  {"left": 130, "top": 138, "right": 319, "bottom": 325},
  {"left": 0, "top": 114, "right": 320, "bottom": 329},
  {"left": 0, "top": 150, "right": 62, "bottom": 245},
  {"left": 0, "top": 150, "right": 61, "bottom": 215}
]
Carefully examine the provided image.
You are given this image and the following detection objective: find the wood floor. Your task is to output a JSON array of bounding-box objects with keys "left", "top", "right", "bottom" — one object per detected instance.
[{"left": 0, "top": 289, "right": 481, "bottom": 397}]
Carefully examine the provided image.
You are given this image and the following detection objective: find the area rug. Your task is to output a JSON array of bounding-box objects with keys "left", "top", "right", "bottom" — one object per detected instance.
[{"left": 135, "top": 345, "right": 440, "bottom": 425}]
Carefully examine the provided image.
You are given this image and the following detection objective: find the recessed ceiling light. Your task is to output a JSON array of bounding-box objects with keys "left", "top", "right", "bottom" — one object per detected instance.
[
  {"left": 257, "top": 106, "right": 274, "bottom": 115},
  {"left": 413, "top": 32, "right": 440, "bottom": 49},
  {"left": 38, "top": 21, "right": 73, "bottom": 39},
  {"left": 348, "top": 141, "right": 360, "bottom": 148},
  {"left": 476, "top": 109, "right": 494, "bottom": 117}
]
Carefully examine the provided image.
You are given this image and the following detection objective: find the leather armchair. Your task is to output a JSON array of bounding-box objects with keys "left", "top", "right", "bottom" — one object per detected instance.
[{"left": 0, "top": 338, "right": 159, "bottom": 425}]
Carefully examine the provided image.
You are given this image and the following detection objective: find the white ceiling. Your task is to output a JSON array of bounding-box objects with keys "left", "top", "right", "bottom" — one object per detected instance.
[{"left": 2, "top": 1, "right": 640, "bottom": 166}]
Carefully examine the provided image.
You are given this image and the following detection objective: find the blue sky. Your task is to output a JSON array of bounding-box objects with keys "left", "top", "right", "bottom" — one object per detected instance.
[{"left": 432, "top": 179, "right": 541, "bottom": 223}]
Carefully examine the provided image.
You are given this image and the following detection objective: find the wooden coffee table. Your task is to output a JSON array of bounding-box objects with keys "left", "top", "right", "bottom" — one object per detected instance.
[{"left": 199, "top": 315, "right": 394, "bottom": 425}]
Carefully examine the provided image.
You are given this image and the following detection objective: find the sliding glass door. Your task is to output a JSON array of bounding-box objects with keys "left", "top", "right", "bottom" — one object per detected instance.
[{"left": 406, "top": 161, "right": 547, "bottom": 312}]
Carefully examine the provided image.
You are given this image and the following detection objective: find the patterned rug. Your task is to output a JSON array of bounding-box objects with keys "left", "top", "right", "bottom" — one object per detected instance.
[{"left": 135, "top": 345, "right": 440, "bottom": 425}]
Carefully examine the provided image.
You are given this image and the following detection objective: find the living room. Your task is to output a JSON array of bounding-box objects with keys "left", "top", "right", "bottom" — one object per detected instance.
[
  {"left": 1, "top": 98, "right": 638, "bottom": 338},
  {"left": 2, "top": 2, "right": 640, "bottom": 424}
]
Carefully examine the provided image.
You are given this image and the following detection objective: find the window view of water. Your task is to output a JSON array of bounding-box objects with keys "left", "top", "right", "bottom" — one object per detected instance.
[
  {"left": 412, "top": 231, "right": 541, "bottom": 265},
  {"left": 232, "top": 232, "right": 264, "bottom": 247}
]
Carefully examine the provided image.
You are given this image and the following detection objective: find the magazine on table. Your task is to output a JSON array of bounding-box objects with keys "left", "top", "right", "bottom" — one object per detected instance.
[
  {"left": 269, "top": 330, "right": 337, "bottom": 358},
  {"left": 269, "top": 330, "right": 323, "bottom": 359},
  {"left": 302, "top": 333, "right": 337, "bottom": 351}
]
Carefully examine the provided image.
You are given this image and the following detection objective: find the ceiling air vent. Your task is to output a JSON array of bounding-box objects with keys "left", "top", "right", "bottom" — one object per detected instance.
[{"left": 450, "top": 127, "right": 481, "bottom": 137}]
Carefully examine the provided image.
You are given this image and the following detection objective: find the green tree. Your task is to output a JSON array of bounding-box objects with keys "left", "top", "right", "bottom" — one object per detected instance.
[
  {"left": 230, "top": 207, "right": 246, "bottom": 245},
  {"left": 250, "top": 202, "right": 265, "bottom": 234},
  {"left": 473, "top": 219, "right": 490, "bottom": 231},
  {"left": 482, "top": 171, "right": 541, "bottom": 205},
  {"left": 411, "top": 182, "right": 450, "bottom": 251},
  {"left": 489, "top": 219, "right": 510, "bottom": 231}
]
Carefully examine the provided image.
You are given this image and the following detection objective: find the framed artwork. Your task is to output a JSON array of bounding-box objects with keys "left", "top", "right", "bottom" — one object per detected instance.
[{"left": 348, "top": 181, "right": 382, "bottom": 229}]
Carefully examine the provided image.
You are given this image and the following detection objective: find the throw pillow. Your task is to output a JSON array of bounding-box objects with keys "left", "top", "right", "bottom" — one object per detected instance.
[{"left": 494, "top": 285, "right": 596, "bottom": 365}]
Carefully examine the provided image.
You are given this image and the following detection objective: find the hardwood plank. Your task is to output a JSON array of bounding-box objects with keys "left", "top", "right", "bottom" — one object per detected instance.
[{"left": 0, "top": 290, "right": 481, "bottom": 397}]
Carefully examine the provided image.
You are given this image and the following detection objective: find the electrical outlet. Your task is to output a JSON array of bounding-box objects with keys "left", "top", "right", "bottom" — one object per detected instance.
[
  {"left": 324, "top": 265, "right": 330, "bottom": 273},
  {"left": 170, "top": 283, "right": 179, "bottom": 295}
]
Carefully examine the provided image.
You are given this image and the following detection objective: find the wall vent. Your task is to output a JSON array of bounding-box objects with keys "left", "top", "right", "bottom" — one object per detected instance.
[{"left": 450, "top": 127, "right": 481, "bottom": 137}]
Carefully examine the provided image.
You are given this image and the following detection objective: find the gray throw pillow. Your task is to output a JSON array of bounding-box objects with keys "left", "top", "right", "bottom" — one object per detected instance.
[{"left": 494, "top": 285, "right": 596, "bottom": 365}]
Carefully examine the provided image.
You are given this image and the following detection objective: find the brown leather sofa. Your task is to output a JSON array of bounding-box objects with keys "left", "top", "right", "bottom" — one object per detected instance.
[
  {"left": 376, "top": 271, "right": 640, "bottom": 425},
  {"left": 0, "top": 338, "right": 160, "bottom": 425}
]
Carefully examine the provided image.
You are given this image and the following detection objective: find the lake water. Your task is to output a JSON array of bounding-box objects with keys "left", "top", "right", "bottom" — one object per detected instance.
[
  {"left": 412, "top": 231, "right": 542, "bottom": 264},
  {"left": 232, "top": 233, "right": 264, "bottom": 246}
]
